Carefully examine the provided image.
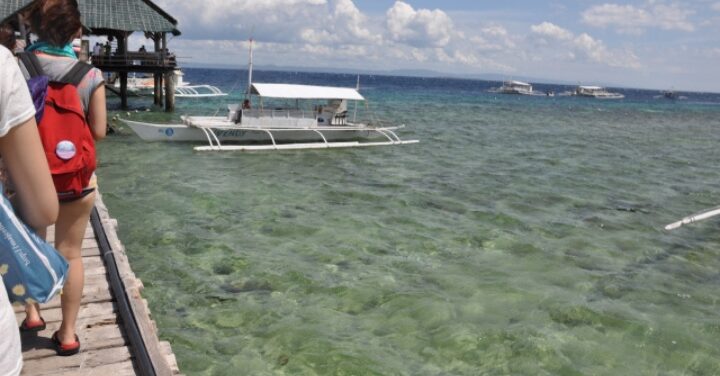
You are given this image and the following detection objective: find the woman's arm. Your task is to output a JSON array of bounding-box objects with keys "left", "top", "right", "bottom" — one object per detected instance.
[
  {"left": 0, "top": 117, "right": 58, "bottom": 228},
  {"left": 87, "top": 84, "right": 107, "bottom": 140}
]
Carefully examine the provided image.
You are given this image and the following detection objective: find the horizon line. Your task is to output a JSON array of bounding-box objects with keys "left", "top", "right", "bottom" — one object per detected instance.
[{"left": 177, "top": 63, "right": 720, "bottom": 95}]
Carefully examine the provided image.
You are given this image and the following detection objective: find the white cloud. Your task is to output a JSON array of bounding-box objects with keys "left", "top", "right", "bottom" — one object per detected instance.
[
  {"left": 386, "top": 1, "right": 454, "bottom": 48},
  {"left": 530, "top": 22, "right": 573, "bottom": 40},
  {"left": 142, "top": 0, "right": 655, "bottom": 81},
  {"left": 327, "top": 0, "right": 378, "bottom": 43},
  {"left": 582, "top": 2, "right": 695, "bottom": 34},
  {"left": 712, "top": 2, "right": 720, "bottom": 11},
  {"left": 149, "top": 0, "right": 517, "bottom": 72},
  {"left": 572, "top": 33, "right": 641, "bottom": 68},
  {"left": 467, "top": 25, "right": 517, "bottom": 52},
  {"left": 530, "top": 22, "right": 641, "bottom": 69},
  {"left": 154, "top": 0, "right": 379, "bottom": 45}
]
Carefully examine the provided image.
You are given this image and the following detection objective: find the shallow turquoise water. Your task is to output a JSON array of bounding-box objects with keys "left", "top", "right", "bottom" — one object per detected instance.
[{"left": 97, "top": 70, "right": 720, "bottom": 375}]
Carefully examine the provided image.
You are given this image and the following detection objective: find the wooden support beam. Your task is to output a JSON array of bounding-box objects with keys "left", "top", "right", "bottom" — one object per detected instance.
[
  {"left": 154, "top": 33, "right": 163, "bottom": 106},
  {"left": 161, "top": 33, "right": 174, "bottom": 112},
  {"left": 120, "top": 72, "right": 128, "bottom": 109},
  {"left": 118, "top": 32, "right": 128, "bottom": 58},
  {"left": 154, "top": 74, "right": 162, "bottom": 106},
  {"left": 164, "top": 70, "right": 175, "bottom": 112}
]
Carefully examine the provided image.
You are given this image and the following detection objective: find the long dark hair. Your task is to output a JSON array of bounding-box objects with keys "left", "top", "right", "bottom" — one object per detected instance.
[{"left": 27, "top": 0, "right": 81, "bottom": 46}]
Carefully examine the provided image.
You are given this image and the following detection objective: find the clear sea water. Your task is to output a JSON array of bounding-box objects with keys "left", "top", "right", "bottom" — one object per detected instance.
[{"left": 98, "top": 69, "right": 720, "bottom": 375}]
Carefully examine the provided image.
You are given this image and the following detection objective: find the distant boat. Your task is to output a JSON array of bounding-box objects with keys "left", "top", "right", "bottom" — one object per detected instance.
[
  {"left": 662, "top": 90, "right": 679, "bottom": 100},
  {"left": 495, "top": 80, "right": 534, "bottom": 95},
  {"left": 114, "top": 69, "right": 227, "bottom": 98},
  {"left": 573, "top": 86, "right": 624, "bottom": 99}
]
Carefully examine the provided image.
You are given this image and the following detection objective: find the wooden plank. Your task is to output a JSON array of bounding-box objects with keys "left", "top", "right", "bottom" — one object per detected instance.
[
  {"left": 81, "top": 257, "right": 106, "bottom": 271},
  {"left": 159, "top": 341, "right": 182, "bottom": 375},
  {"left": 16, "top": 301, "right": 116, "bottom": 325},
  {"left": 13, "top": 289, "right": 113, "bottom": 314},
  {"left": 46, "top": 226, "right": 95, "bottom": 241},
  {"left": 82, "top": 247, "right": 101, "bottom": 258},
  {"left": 41, "top": 360, "right": 138, "bottom": 376},
  {"left": 21, "top": 346, "right": 132, "bottom": 375},
  {"left": 21, "top": 317, "right": 125, "bottom": 360}
]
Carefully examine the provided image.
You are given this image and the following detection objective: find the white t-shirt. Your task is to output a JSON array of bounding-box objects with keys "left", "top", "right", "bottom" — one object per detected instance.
[
  {"left": 0, "top": 47, "right": 35, "bottom": 137},
  {"left": 0, "top": 45, "right": 29, "bottom": 376}
]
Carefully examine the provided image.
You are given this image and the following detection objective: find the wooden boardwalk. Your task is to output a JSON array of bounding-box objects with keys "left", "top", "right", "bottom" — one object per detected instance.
[{"left": 14, "top": 195, "right": 181, "bottom": 375}]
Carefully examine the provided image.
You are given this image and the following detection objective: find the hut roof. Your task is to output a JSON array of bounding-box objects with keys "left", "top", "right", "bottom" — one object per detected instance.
[
  {"left": 0, "top": 0, "right": 32, "bottom": 24},
  {"left": 1, "top": 0, "right": 180, "bottom": 35},
  {"left": 80, "top": 0, "right": 180, "bottom": 35}
]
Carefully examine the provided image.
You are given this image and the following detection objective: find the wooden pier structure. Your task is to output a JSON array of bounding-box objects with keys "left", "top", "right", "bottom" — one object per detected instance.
[
  {"left": 85, "top": 0, "right": 181, "bottom": 112},
  {"left": 1, "top": 0, "right": 181, "bottom": 111},
  {"left": 15, "top": 194, "right": 181, "bottom": 375}
]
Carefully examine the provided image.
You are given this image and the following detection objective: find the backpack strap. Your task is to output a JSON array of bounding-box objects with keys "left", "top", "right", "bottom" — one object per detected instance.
[
  {"left": 59, "top": 62, "right": 94, "bottom": 86},
  {"left": 18, "top": 52, "right": 45, "bottom": 78}
]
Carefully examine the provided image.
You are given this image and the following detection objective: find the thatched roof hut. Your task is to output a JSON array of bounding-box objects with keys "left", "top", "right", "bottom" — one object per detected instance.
[
  {"left": 79, "top": 0, "right": 180, "bottom": 36},
  {"left": 1, "top": 0, "right": 180, "bottom": 36},
  {"left": 2, "top": 0, "right": 182, "bottom": 111},
  {"left": 0, "top": 1, "right": 32, "bottom": 24}
]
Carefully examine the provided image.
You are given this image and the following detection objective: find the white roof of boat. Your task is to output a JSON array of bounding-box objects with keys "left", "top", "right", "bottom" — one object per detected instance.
[
  {"left": 507, "top": 80, "right": 531, "bottom": 86},
  {"left": 579, "top": 85, "right": 604, "bottom": 89},
  {"left": 250, "top": 83, "right": 364, "bottom": 100}
]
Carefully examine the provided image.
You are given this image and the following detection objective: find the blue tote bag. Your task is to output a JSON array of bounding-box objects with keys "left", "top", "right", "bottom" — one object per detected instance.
[{"left": 0, "top": 185, "right": 68, "bottom": 304}]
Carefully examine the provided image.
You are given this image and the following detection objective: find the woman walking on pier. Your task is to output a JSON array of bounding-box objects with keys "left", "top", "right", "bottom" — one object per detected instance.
[{"left": 20, "top": 0, "right": 107, "bottom": 356}]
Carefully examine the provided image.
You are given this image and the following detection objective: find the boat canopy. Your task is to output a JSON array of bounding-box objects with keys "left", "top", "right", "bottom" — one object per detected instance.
[
  {"left": 579, "top": 86, "right": 604, "bottom": 90},
  {"left": 250, "top": 83, "right": 364, "bottom": 101},
  {"left": 507, "top": 80, "right": 531, "bottom": 87}
]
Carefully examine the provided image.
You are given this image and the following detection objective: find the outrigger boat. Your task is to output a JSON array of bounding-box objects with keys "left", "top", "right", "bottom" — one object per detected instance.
[
  {"left": 116, "top": 69, "right": 227, "bottom": 98},
  {"left": 495, "top": 80, "right": 534, "bottom": 95},
  {"left": 122, "top": 40, "right": 417, "bottom": 152},
  {"left": 123, "top": 83, "right": 417, "bottom": 151},
  {"left": 573, "top": 85, "right": 624, "bottom": 99}
]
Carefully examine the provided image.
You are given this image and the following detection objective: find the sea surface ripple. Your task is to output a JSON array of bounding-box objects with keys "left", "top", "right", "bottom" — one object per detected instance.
[{"left": 98, "top": 69, "right": 720, "bottom": 375}]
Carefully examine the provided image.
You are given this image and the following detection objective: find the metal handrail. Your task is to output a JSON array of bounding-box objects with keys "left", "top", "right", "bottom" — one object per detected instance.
[{"left": 242, "top": 108, "right": 315, "bottom": 119}]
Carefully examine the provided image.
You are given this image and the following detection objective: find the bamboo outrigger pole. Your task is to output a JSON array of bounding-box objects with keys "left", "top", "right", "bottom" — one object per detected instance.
[{"left": 665, "top": 206, "right": 720, "bottom": 230}]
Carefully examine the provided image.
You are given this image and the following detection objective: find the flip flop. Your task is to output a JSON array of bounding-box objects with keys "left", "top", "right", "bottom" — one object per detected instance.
[
  {"left": 19, "top": 317, "right": 46, "bottom": 332},
  {"left": 51, "top": 331, "right": 81, "bottom": 356}
]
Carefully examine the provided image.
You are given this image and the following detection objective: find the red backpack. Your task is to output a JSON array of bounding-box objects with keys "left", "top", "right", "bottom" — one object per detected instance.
[{"left": 19, "top": 52, "right": 97, "bottom": 201}]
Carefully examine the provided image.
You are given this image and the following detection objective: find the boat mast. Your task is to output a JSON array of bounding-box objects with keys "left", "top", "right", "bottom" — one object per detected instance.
[
  {"left": 246, "top": 37, "right": 254, "bottom": 100},
  {"left": 354, "top": 75, "right": 359, "bottom": 122}
]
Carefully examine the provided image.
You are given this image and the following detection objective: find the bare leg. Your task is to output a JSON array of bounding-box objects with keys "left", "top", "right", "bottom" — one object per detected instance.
[
  {"left": 24, "top": 228, "right": 48, "bottom": 324},
  {"left": 54, "top": 191, "right": 96, "bottom": 345}
]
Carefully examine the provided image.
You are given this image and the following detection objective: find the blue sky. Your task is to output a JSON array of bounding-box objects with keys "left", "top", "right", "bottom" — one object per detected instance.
[{"left": 148, "top": 0, "right": 720, "bottom": 92}]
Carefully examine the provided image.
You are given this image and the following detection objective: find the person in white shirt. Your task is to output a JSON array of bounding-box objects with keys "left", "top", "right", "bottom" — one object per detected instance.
[{"left": 0, "top": 45, "right": 58, "bottom": 375}]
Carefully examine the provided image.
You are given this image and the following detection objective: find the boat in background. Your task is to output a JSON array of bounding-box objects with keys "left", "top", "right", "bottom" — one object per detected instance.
[
  {"left": 663, "top": 90, "right": 679, "bottom": 100},
  {"left": 115, "top": 69, "right": 227, "bottom": 98},
  {"left": 495, "top": 80, "right": 534, "bottom": 95},
  {"left": 659, "top": 90, "right": 687, "bottom": 100},
  {"left": 573, "top": 86, "right": 624, "bottom": 99}
]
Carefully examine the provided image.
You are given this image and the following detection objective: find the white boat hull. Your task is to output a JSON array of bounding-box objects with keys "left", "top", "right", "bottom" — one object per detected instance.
[
  {"left": 575, "top": 93, "right": 625, "bottom": 99},
  {"left": 122, "top": 119, "right": 386, "bottom": 143}
]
